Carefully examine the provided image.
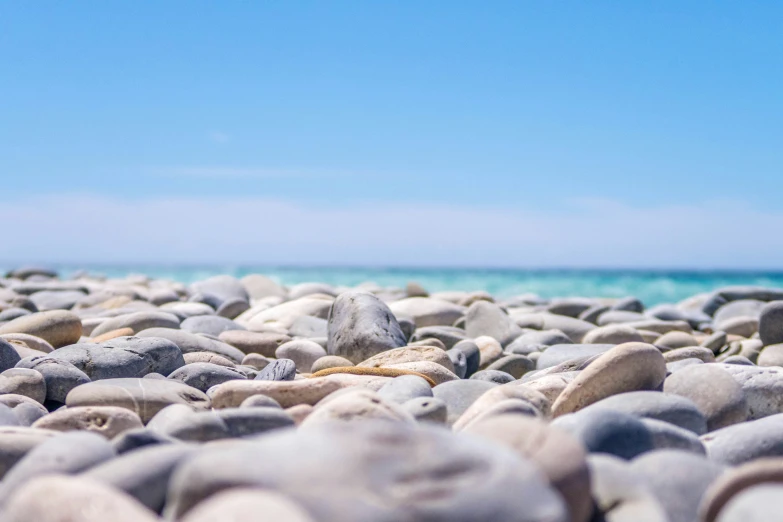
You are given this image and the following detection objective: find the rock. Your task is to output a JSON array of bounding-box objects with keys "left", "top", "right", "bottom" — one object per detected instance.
[
  {"left": 757, "top": 343, "right": 783, "bottom": 367},
  {"left": 663, "top": 346, "right": 715, "bottom": 363},
  {"left": 0, "top": 309, "right": 31, "bottom": 322},
  {"left": 432, "top": 379, "right": 497, "bottom": 426},
  {"left": 164, "top": 422, "right": 569, "bottom": 521},
  {"left": 0, "top": 368, "right": 46, "bottom": 404},
  {"left": 91, "top": 327, "right": 136, "bottom": 343},
  {"left": 519, "top": 313, "right": 597, "bottom": 343},
  {"left": 718, "top": 364, "right": 783, "bottom": 419},
  {"left": 624, "top": 319, "right": 692, "bottom": 335},
  {"left": 453, "top": 383, "right": 550, "bottom": 430},
  {"left": 714, "top": 299, "right": 766, "bottom": 324},
  {"left": 465, "top": 301, "right": 523, "bottom": 346},
  {"left": 28, "top": 289, "right": 85, "bottom": 311},
  {"left": 656, "top": 331, "right": 699, "bottom": 349},
  {"left": 180, "top": 489, "right": 316, "bottom": 522},
  {"left": 464, "top": 415, "right": 593, "bottom": 522},
  {"left": 357, "top": 345, "right": 454, "bottom": 372},
  {"left": 583, "top": 324, "right": 644, "bottom": 345},
  {"left": 722, "top": 355, "right": 754, "bottom": 365},
  {"left": 506, "top": 329, "right": 574, "bottom": 354},
  {"left": 273, "top": 340, "right": 327, "bottom": 373},
  {"left": 701, "top": 287, "right": 783, "bottom": 317},
  {"left": 402, "top": 396, "right": 448, "bottom": 423},
  {"left": 470, "top": 369, "right": 515, "bottom": 384},
  {"left": 153, "top": 407, "right": 294, "bottom": 441},
  {"left": 485, "top": 354, "right": 534, "bottom": 378},
  {"left": 242, "top": 297, "right": 332, "bottom": 330},
  {"left": 377, "top": 374, "right": 433, "bottom": 404},
  {"left": 388, "top": 297, "right": 465, "bottom": 328},
  {"left": 2, "top": 475, "right": 160, "bottom": 522},
  {"left": 300, "top": 389, "right": 415, "bottom": 428},
  {"left": 0, "top": 311, "right": 82, "bottom": 348},
  {"left": 309, "top": 355, "right": 353, "bottom": 373},
  {"left": 241, "top": 274, "right": 287, "bottom": 300},
  {"left": 547, "top": 298, "right": 597, "bottom": 318},
  {"left": 585, "top": 391, "right": 707, "bottom": 435},
  {"left": 327, "top": 291, "right": 407, "bottom": 364},
  {"left": 536, "top": 344, "right": 614, "bottom": 369},
  {"left": 190, "top": 275, "right": 249, "bottom": 305},
  {"left": 181, "top": 315, "right": 245, "bottom": 337},
  {"left": 255, "top": 359, "right": 297, "bottom": 381},
  {"left": 667, "top": 357, "right": 705, "bottom": 373},
  {"left": 112, "top": 427, "right": 178, "bottom": 454},
  {"left": 717, "top": 316, "right": 759, "bottom": 338},
  {"left": 702, "top": 331, "right": 728, "bottom": 353},
  {"left": 629, "top": 449, "right": 725, "bottom": 522},
  {"left": 664, "top": 364, "right": 749, "bottom": 431},
  {"left": 32, "top": 406, "right": 143, "bottom": 438},
  {"left": 384, "top": 360, "right": 459, "bottom": 385},
  {"left": 714, "top": 484, "right": 783, "bottom": 522},
  {"left": 216, "top": 297, "right": 250, "bottom": 319},
  {"left": 597, "top": 310, "right": 646, "bottom": 325},
  {"left": 0, "top": 333, "right": 53, "bottom": 353},
  {"left": 475, "top": 335, "right": 504, "bottom": 368},
  {"left": 90, "top": 311, "right": 180, "bottom": 338},
  {"left": 0, "top": 427, "right": 57, "bottom": 479},
  {"left": 759, "top": 301, "right": 783, "bottom": 346},
  {"left": 168, "top": 362, "right": 247, "bottom": 392},
  {"left": 0, "top": 431, "right": 116, "bottom": 504},
  {"left": 452, "top": 339, "right": 481, "bottom": 376},
  {"left": 579, "top": 304, "right": 610, "bottom": 324},
  {"left": 587, "top": 454, "right": 668, "bottom": 522},
  {"left": 553, "top": 409, "right": 654, "bottom": 460},
  {"left": 701, "top": 413, "right": 783, "bottom": 464},
  {"left": 699, "top": 458, "right": 783, "bottom": 522},
  {"left": 61, "top": 336, "right": 185, "bottom": 378},
  {"left": 183, "top": 351, "right": 235, "bottom": 367},
  {"left": 409, "top": 326, "right": 468, "bottom": 349},
  {"left": 0, "top": 340, "right": 21, "bottom": 373},
  {"left": 137, "top": 328, "right": 245, "bottom": 363},
  {"left": 218, "top": 330, "right": 291, "bottom": 357},
  {"left": 65, "top": 378, "right": 210, "bottom": 423},
  {"left": 15, "top": 356, "right": 91, "bottom": 404},
  {"left": 552, "top": 343, "right": 667, "bottom": 416},
  {"left": 523, "top": 372, "right": 578, "bottom": 404},
  {"left": 642, "top": 418, "right": 706, "bottom": 454},
  {"left": 446, "top": 348, "right": 467, "bottom": 378},
  {"left": 613, "top": 297, "right": 645, "bottom": 313}
]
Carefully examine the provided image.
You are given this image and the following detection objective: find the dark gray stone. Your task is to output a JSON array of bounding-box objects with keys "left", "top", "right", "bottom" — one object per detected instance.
[
  {"left": 641, "top": 418, "right": 706, "bottom": 454},
  {"left": 254, "top": 359, "right": 296, "bottom": 381},
  {"left": 15, "top": 356, "right": 90, "bottom": 403},
  {"left": 585, "top": 391, "right": 708, "bottom": 435},
  {"left": 553, "top": 409, "right": 654, "bottom": 460},
  {"left": 167, "top": 362, "right": 247, "bottom": 392},
  {"left": 485, "top": 354, "right": 534, "bottom": 378},
  {"left": 0, "top": 340, "right": 21, "bottom": 373},
  {"left": 578, "top": 304, "right": 610, "bottom": 324},
  {"left": 409, "top": 326, "right": 468, "bottom": 349},
  {"left": 216, "top": 298, "right": 250, "bottom": 320},
  {"left": 452, "top": 340, "right": 481, "bottom": 377},
  {"left": 327, "top": 291, "right": 407, "bottom": 364},
  {"left": 402, "top": 397, "right": 448, "bottom": 423},
  {"left": 701, "top": 287, "right": 783, "bottom": 317},
  {"left": 112, "top": 428, "right": 178, "bottom": 454},
  {"left": 189, "top": 275, "right": 249, "bottom": 307},
  {"left": 446, "top": 348, "right": 467, "bottom": 378},
  {"left": 612, "top": 297, "right": 645, "bottom": 313},
  {"left": 506, "top": 329, "right": 573, "bottom": 356}
]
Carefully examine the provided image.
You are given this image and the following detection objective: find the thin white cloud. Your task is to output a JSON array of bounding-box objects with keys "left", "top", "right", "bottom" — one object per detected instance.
[
  {"left": 208, "top": 131, "right": 230, "bottom": 144},
  {"left": 0, "top": 194, "right": 779, "bottom": 267}
]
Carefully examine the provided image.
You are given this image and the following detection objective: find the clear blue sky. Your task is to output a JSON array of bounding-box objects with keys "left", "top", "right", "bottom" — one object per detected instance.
[{"left": 1, "top": 2, "right": 782, "bottom": 267}]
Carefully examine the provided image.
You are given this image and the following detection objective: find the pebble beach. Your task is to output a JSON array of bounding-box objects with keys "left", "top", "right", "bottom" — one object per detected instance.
[{"left": 0, "top": 267, "right": 783, "bottom": 521}]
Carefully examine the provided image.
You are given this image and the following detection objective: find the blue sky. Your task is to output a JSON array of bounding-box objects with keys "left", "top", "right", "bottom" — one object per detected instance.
[{"left": 1, "top": 2, "right": 782, "bottom": 267}]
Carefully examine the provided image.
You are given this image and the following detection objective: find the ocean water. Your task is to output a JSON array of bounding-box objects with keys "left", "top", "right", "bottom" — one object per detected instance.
[{"left": 38, "top": 266, "right": 783, "bottom": 307}]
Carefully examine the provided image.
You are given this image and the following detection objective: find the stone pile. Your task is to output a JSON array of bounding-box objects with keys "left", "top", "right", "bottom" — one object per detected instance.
[{"left": 0, "top": 267, "right": 782, "bottom": 520}]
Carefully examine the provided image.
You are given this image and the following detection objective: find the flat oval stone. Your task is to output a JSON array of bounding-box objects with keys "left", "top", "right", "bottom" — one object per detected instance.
[
  {"left": 700, "top": 458, "right": 783, "bottom": 522},
  {"left": 0, "top": 368, "right": 46, "bottom": 404},
  {"left": 585, "top": 391, "right": 708, "bottom": 435},
  {"left": 402, "top": 396, "right": 447, "bottom": 423},
  {"left": 137, "top": 328, "right": 245, "bottom": 363},
  {"left": 65, "top": 378, "right": 210, "bottom": 423},
  {"left": 276, "top": 340, "right": 327, "bottom": 373},
  {"left": 377, "top": 374, "right": 433, "bottom": 404},
  {"left": 432, "top": 379, "right": 498, "bottom": 426},
  {"left": 2, "top": 475, "right": 160, "bottom": 522},
  {"left": 453, "top": 383, "right": 550, "bottom": 430},
  {"left": 664, "top": 364, "right": 749, "bottom": 430},
  {"left": 0, "top": 311, "right": 82, "bottom": 348},
  {"left": 90, "top": 311, "right": 180, "bottom": 338},
  {"left": 642, "top": 418, "right": 706, "bottom": 454},
  {"left": 389, "top": 297, "right": 465, "bottom": 328},
  {"left": 112, "top": 427, "right": 178, "bottom": 454},
  {"left": 453, "top": 340, "right": 481, "bottom": 376},
  {"left": 759, "top": 301, "right": 783, "bottom": 346},
  {"left": 701, "top": 413, "right": 783, "bottom": 464},
  {"left": 536, "top": 344, "right": 614, "bottom": 369},
  {"left": 152, "top": 407, "right": 294, "bottom": 442},
  {"left": 164, "top": 421, "right": 569, "bottom": 522},
  {"left": 409, "top": 326, "right": 468, "bottom": 350},
  {"left": 0, "top": 334, "right": 53, "bottom": 353},
  {"left": 663, "top": 346, "right": 715, "bottom": 363},
  {"left": 32, "top": 406, "right": 143, "bottom": 438},
  {"left": 327, "top": 291, "right": 407, "bottom": 364},
  {"left": 485, "top": 354, "right": 534, "bottom": 378},
  {"left": 357, "top": 345, "right": 454, "bottom": 372},
  {"left": 183, "top": 351, "right": 236, "bottom": 367},
  {"left": 180, "top": 489, "right": 316, "bottom": 522},
  {"left": 465, "top": 301, "right": 523, "bottom": 346},
  {"left": 168, "top": 362, "right": 247, "bottom": 392},
  {"left": 552, "top": 343, "right": 667, "bottom": 416},
  {"left": 553, "top": 409, "right": 654, "bottom": 460},
  {"left": 181, "top": 315, "right": 245, "bottom": 336},
  {"left": 470, "top": 369, "right": 515, "bottom": 384},
  {"left": 583, "top": 324, "right": 644, "bottom": 345}
]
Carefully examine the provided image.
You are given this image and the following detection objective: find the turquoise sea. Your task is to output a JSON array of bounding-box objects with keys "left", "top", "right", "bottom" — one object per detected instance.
[{"left": 31, "top": 266, "right": 783, "bottom": 307}]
